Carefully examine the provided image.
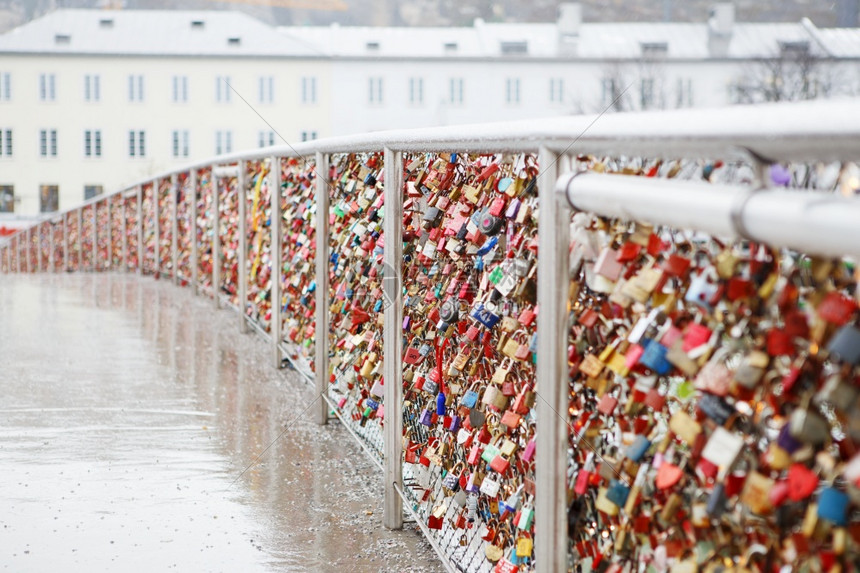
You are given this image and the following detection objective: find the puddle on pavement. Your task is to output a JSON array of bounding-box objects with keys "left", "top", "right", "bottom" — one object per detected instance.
[{"left": 0, "top": 274, "right": 443, "bottom": 573}]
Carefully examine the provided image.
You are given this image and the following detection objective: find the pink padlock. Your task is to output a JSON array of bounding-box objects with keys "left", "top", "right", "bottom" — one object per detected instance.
[{"left": 521, "top": 436, "right": 536, "bottom": 462}]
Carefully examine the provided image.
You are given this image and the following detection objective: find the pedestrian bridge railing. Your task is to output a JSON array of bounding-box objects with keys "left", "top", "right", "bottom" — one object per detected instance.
[{"left": 4, "top": 100, "right": 860, "bottom": 573}]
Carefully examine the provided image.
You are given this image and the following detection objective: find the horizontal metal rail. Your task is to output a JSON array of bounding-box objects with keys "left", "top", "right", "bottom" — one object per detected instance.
[{"left": 5, "top": 99, "right": 860, "bottom": 238}]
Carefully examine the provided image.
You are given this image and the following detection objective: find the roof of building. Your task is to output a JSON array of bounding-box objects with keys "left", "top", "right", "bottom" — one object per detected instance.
[
  {"left": 0, "top": 9, "right": 324, "bottom": 57},
  {"left": 2, "top": 8, "right": 860, "bottom": 61}
]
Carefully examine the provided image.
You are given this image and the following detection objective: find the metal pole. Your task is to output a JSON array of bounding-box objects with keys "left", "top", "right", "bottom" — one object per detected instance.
[
  {"left": 77, "top": 209, "right": 83, "bottom": 272},
  {"left": 190, "top": 170, "right": 199, "bottom": 295},
  {"left": 382, "top": 147, "right": 404, "bottom": 530},
  {"left": 136, "top": 186, "right": 144, "bottom": 276},
  {"left": 314, "top": 151, "right": 330, "bottom": 426},
  {"left": 535, "top": 147, "right": 568, "bottom": 573},
  {"left": 48, "top": 222, "right": 55, "bottom": 273},
  {"left": 63, "top": 213, "right": 68, "bottom": 272},
  {"left": 153, "top": 183, "right": 160, "bottom": 277},
  {"left": 106, "top": 197, "right": 113, "bottom": 270},
  {"left": 171, "top": 174, "right": 179, "bottom": 284},
  {"left": 237, "top": 161, "right": 248, "bottom": 333},
  {"left": 91, "top": 202, "right": 98, "bottom": 271},
  {"left": 212, "top": 172, "right": 220, "bottom": 307},
  {"left": 269, "top": 155, "right": 282, "bottom": 368},
  {"left": 121, "top": 195, "right": 128, "bottom": 272},
  {"left": 37, "top": 223, "right": 44, "bottom": 272}
]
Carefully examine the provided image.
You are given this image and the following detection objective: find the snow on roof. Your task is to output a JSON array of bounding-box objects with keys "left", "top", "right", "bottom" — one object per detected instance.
[
  {"left": 0, "top": 9, "right": 324, "bottom": 57},
  {"left": 2, "top": 9, "right": 857, "bottom": 61}
]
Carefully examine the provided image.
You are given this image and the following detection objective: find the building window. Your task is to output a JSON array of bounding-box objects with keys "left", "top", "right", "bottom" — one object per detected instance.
[
  {"left": 39, "top": 185, "right": 59, "bottom": 213},
  {"left": 258, "top": 76, "right": 274, "bottom": 103},
  {"left": 640, "top": 78, "right": 656, "bottom": 109},
  {"left": 39, "top": 129, "right": 57, "bottom": 157},
  {"left": 216, "top": 76, "right": 232, "bottom": 102},
  {"left": 215, "top": 130, "right": 232, "bottom": 155},
  {"left": 505, "top": 78, "right": 520, "bottom": 104},
  {"left": 1, "top": 72, "right": 11, "bottom": 101},
  {"left": 301, "top": 76, "right": 317, "bottom": 104},
  {"left": 676, "top": 77, "right": 693, "bottom": 108},
  {"left": 39, "top": 73, "right": 56, "bottom": 102},
  {"left": 602, "top": 78, "right": 621, "bottom": 107},
  {"left": 84, "top": 185, "right": 103, "bottom": 200},
  {"left": 84, "top": 74, "right": 100, "bottom": 102},
  {"left": 549, "top": 78, "right": 564, "bottom": 103},
  {"left": 0, "top": 129, "right": 11, "bottom": 157},
  {"left": 368, "top": 77, "right": 383, "bottom": 104},
  {"left": 172, "top": 75, "right": 188, "bottom": 103},
  {"left": 0, "top": 185, "right": 13, "bottom": 213},
  {"left": 449, "top": 78, "right": 464, "bottom": 105},
  {"left": 409, "top": 77, "right": 423, "bottom": 105},
  {"left": 301, "top": 131, "right": 317, "bottom": 142},
  {"left": 128, "top": 130, "right": 145, "bottom": 157},
  {"left": 258, "top": 130, "right": 275, "bottom": 148},
  {"left": 128, "top": 74, "right": 144, "bottom": 102},
  {"left": 172, "top": 130, "right": 189, "bottom": 158},
  {"left": 84, "top": 130, "right": 102, "bottom": 157}
]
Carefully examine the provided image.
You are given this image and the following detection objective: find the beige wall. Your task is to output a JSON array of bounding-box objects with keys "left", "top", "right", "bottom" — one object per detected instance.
[{"left": 0, "top": 54, "right": 330, "bottom": 216}]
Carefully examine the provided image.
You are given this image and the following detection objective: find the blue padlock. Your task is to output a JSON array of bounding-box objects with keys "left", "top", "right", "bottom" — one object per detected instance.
[
  {"left": 625, "top": 435, "right": 651, "bottom": 462},
  {"left": 639, "top": 340, "right": 672, "bottom": 375},
  {"left": 470, "top": 302, "right": 500, "bottom": 329},
  {"left": 606, "top": 479, "right": 630, "bottom": 507},
  {"left": 818, "top": 487, "right": 849, "bottom": 526},
  {"left": 436, "top": 392, "right": 446, "bottom": 416},
  {"left": 461, "top": 388, "right": 479, "bottom": 409}
]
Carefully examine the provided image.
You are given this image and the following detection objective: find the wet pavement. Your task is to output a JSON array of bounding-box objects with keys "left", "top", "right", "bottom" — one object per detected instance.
[{"left": 0, "top": 274, "right": 443, "bottom": 573}]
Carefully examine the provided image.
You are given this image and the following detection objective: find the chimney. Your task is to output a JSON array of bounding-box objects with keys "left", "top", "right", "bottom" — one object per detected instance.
[
  {"left": 837, "top": 0, "right": 859, "bottom": 27},
  {"left": 557, "top": 3, "right": 582, "bottom": 57},
  {"left": 708, "top": 3, "right": 734, "bottom": 57}
]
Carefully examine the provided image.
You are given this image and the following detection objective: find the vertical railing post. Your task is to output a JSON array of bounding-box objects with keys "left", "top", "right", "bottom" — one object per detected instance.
[
  {"left": 49, "top": 221, "right": 55, "bottom": 273},
  {"left": 106, "top": 197, "right": 113, "bottom": 270},
  {"left": 190, "top": 170, "right": 199, "bottom": 295},
  {"left": 153, "top": 183, "right": 160, "bottom": 277},
  {"left": 136, "top": 186, "right": 144, "bottom": 276},
  {"left": 212, "top": 172, "right": 220, "bottom": 307},
  {"left": 63, "top": 213, "right": 69, "bottom": 272},
  {"left": 17, "top": 234, "right": 22, "bottom": 273},
  {"left": 270, "top": 155, "right": 282, "bottom": 368},
  {"left": 314, "top": 152, "right": 330, "bottom": 424},
  {"left": 314, "top": 151, "right": 330, "bottom": 425},
  {"left": 237, "top": 161, "right": 248, "bottom": 333},
  {"left": 382, "top": 147, "right": 404, "bottom": 530},
  {"left": 91, "top": 202, "right": 98, "bottom": 271},
  {"left": 37, "top": 223, "right": 44, "bottom": 272},
  {"left": 121, "top": 194, "right": 128, "bottom": 272},
  {"left": 25, "top": 226, "right": 31, "bottom": 273},
  {"left": 77, "top": 209, "right": 83, "bottom": 271},
  {"left": 171, "top": 174, "right": 179, "bottom": 284},
  {"left": 535, "top": 147, "right": 568, "bottom": 573}
]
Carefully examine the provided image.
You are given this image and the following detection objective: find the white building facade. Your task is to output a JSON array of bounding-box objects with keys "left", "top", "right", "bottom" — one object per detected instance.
[{"left": 0, "top": 4, "right": 858, "bottom": 219}]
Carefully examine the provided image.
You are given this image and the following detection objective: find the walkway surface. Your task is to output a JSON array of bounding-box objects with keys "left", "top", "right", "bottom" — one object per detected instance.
[{"left": 0, "top": 274, "right": 443, "bottom": 573}]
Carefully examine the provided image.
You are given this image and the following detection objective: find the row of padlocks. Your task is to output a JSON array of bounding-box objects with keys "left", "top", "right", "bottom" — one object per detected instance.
[{"left": 2, "top": 147, "right": 858, "bottom": 573}]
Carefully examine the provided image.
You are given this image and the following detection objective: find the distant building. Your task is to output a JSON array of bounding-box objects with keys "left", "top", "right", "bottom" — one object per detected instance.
[{"left": 0, "top": 3, "right": 858, "bottom": 218}]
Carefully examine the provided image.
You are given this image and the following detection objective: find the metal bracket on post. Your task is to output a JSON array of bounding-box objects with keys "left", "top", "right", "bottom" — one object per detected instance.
[
  {"left": 382, "top": 146, "right": 404, "bottom": 530},
  {"left": 535, "top": 147, "right": 569, "bottom": 573},
  {"left": 171, "top": 174, "right": 179, "bottom": 284},
  {"left": 136, "top": 186, "right": 144, "bottom": 276},
  {"left": 190, "top": 170, "right": 199, "bottom": 294},
  {"left": 212, "top": 173, "right": 220, "bottom": 307},
  {"left": 269, "top": 155, "right": 282, "bottom": 369},
  {"left": 92, "top": 202, "right": 98, "bottom": 272},
  {"left": 314, "top": 151, "right": 330, "bottom": 425},
  {"left": 237, "top": 161, "right": 248, "bottom": 333}
]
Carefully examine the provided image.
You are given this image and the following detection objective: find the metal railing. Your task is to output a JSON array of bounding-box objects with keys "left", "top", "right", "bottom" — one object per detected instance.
[{"left": 3, "top": 99, "right": 860, "bottom": 573}]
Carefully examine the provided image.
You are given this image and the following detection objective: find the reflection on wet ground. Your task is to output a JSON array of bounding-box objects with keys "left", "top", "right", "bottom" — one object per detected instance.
[{"left": 0, "top": 274, "right": 442, "bottom": 573}]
